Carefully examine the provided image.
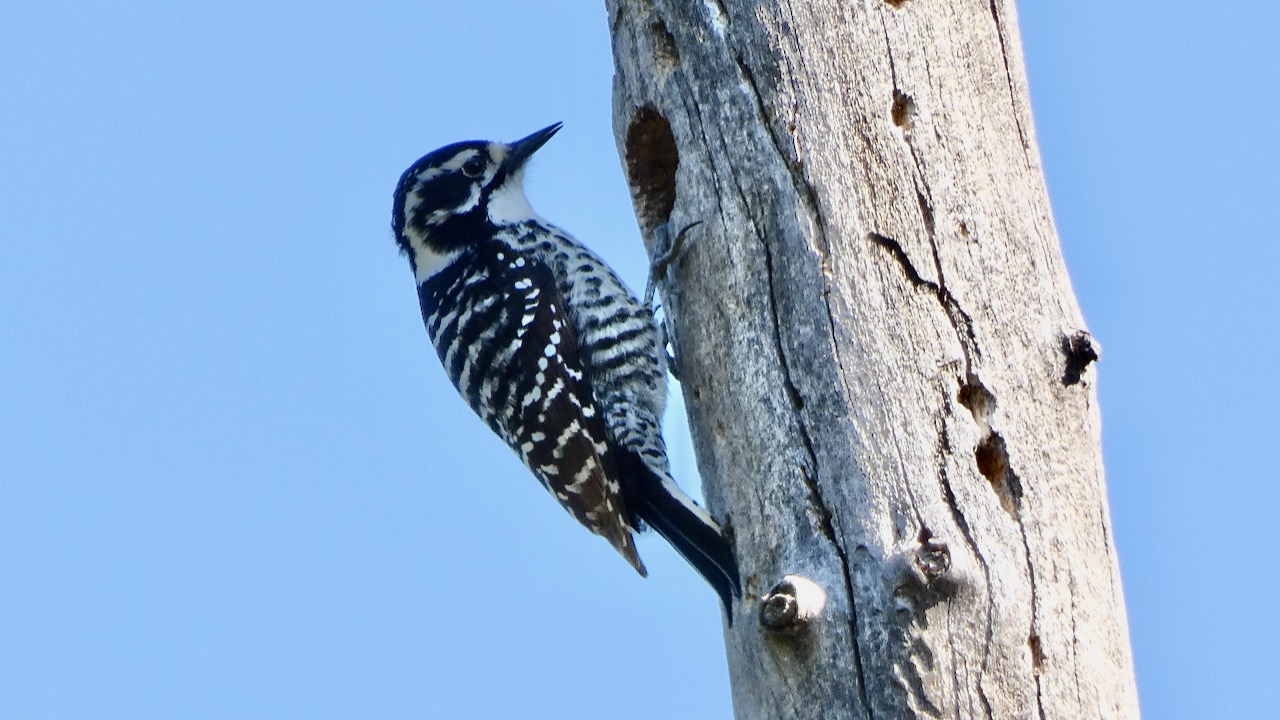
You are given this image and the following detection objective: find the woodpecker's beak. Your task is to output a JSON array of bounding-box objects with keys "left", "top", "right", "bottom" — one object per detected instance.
[{"left": 506, "top": 123, "right": 562, "bottom": 170}]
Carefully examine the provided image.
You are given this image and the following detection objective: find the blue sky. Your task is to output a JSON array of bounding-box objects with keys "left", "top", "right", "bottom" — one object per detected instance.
[{"left": 1, "top": 2, "right": 1275, "bottom": 718}]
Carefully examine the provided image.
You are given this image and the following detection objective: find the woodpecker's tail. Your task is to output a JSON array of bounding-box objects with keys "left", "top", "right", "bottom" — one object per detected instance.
[{"left": 618, "top": 452, "right": 741, "bottom": 618}]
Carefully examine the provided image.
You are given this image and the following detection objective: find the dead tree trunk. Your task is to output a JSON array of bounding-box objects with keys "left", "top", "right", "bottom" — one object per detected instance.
[{"left": 607, "top": 1, "right": 1139, "bottom": 718}]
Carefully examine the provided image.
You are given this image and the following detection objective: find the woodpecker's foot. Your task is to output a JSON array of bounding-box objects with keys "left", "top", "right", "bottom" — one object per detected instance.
[
  {"left": 645, "top": 220, "right": 702, "bottom": 381},
  {"left": 644, "top": 220, "right": 703, "bottom": 308}
]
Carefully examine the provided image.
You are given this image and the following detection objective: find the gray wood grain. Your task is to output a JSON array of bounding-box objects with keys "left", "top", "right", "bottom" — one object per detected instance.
[{"left": 607, "top": 1, "right": 1140, "bottom": 718}]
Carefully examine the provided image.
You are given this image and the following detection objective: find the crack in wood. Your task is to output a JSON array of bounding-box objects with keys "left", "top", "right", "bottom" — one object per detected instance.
[
  {"left": 879, "top": 14, "right": 984, "bottom": 378},
  {"left": 881, "top": 16, "right": 899, "bottom": 87},
  {"left": 733, "top": 49, "right": 851, "bottom": 403},
  {"left": 1031, "top": 632, "right": 1048, "bottom": 720},
  {"left": 956, "top": 384, "right": 1045, "bottom": 720},
  {"left": 1020, "top": 517, "right": 1046, "bottom": 720},
  {"left": 957, "top": 379, "right": 1044, "bottom": 720},
  {"left": 875, "top": 220, "right": 1048, "bottom": 720},
  {"left": 864, "top": 23, "right": 983, "bottom": 375},
  {"left": 936, "top": 406, "right": 997, "bottom": 720},
  {"left": 909, "top": 172, "right": 980, "bottom": 372},
  {"left": 760, "top": 223, "right": 873, "bottom": 719},
  {"left": 1068, "top": 574, "right": 1084, "bottom": 717},
  {"left": 977, "top": 678, "right": 995, "bottom": 720},
  {"left": 672, "top": 73, "right": 874, "bottom": 715},
  {"left": 729, "top": 42, "right": 877, "bottom": 719},
  {"left": 734, "top": 52, "right": 818, "bottom": 241},
  {"left": 866, "top": 232, "right": 980, "bottom": 371},
  {"left": 987, "top": 0, "right": 1030, "bottom": 153}
]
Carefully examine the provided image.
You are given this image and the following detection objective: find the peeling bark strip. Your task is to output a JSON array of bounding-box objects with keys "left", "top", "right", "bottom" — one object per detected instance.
[{"left": 607, "top": 1, "right": 1139, "bottom": 719}]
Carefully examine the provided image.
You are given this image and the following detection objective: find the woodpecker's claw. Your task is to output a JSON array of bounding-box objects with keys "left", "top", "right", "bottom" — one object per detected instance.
[
  {"left": 644, "top": 220, "right": 702, "bottom": 382},
  {"left": 644, "top": 220, "right": 703, "bottom": 308}
]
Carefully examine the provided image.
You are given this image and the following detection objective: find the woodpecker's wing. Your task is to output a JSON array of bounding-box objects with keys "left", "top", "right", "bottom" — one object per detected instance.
[{"left": 419, "top": 247, "right": 646, "bottom": 576}]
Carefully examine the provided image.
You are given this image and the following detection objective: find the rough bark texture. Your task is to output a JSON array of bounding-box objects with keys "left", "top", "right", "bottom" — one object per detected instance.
[{"left": 607, "top": 1, "right": 1139, "bottom": 719}]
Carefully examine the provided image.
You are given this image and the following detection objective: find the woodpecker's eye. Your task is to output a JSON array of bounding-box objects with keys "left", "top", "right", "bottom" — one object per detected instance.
[{"left": 461, "top": 156, "right": 486, "bottom": 178}]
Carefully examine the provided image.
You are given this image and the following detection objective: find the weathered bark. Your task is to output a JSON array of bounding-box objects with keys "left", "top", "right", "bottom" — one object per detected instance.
[{"left": 607, "top": 1, "right": 1139, "bottom": 719}]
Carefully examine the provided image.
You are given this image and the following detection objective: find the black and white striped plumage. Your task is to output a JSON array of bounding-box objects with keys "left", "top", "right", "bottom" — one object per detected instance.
[{"left": 391, "top": 124, "right": 740, "bottom": 612}]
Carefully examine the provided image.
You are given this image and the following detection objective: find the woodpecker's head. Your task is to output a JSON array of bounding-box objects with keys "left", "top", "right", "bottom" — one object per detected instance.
[{"left": 393, "top": 123, "right": 560, "bottom": 280}]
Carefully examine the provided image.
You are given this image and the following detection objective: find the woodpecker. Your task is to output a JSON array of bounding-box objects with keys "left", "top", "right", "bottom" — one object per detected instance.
[{"left": 391, "top": 123, "right": 740, "bottom": 613}]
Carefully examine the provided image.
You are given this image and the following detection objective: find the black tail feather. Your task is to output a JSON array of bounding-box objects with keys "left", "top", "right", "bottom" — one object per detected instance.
[{"left": 619, "top": 454, "right": 741, "bottom": 619}]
